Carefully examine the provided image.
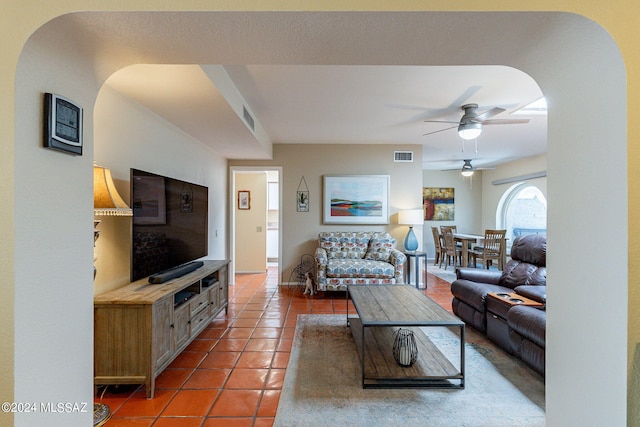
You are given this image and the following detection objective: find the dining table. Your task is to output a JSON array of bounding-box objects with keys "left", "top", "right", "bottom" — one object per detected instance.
[
  {"left": 454, "top": 232, "right": 508, "bottom": 269},
  {"left": 453, "top": 233, "right": 484, "bottom": 268}
]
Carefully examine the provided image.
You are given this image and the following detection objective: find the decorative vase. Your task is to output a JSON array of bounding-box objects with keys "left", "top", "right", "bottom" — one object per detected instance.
[
  {"left": 404, "top": 226, "right": 418, "bottom": 252},
  {"left": 393, "top": 328, "right": 418, "bottom": 367}
]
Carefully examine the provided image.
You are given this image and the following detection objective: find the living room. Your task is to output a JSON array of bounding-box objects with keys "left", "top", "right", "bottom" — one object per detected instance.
[{"left": 3, "top": 6, "right": 630, "bottom": 427}]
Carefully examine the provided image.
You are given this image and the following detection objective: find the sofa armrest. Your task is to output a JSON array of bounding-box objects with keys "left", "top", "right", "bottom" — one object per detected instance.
[
  {"left": 514, "top": 285, "right": 546, "bottom": 304},
  {"left": 314, "top": 247, "right": 328, "bottom": 287},
  {"left": 507, "top": 305, "right": 546, "bottom": 349},
  {"left": 388, "top": 249, "right": 407, "bottom": 284},
  {"left": 455, "top": 267, "right": 502, "bottom": 284},
  {"left": 389, "top": 249, "right": 407, "bottom": 267},
  {"left": 314, "top": 247, "right": 328, "bottom": 267}
]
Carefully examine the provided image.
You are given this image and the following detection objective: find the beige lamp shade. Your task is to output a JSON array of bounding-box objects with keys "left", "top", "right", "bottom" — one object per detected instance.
[
  {"left": 398, "top": 209, "right": 423, "bottom": 225},
  {"left": 94, "top": 165, "right": 133, "bottom": 216}
]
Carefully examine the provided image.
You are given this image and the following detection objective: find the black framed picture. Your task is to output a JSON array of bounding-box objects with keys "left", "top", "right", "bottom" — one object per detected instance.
[{"left": 43, "top": 93, "right": 83, "bottom": 155}]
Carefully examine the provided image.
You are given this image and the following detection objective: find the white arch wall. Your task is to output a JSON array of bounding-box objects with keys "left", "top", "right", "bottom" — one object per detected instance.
[{"left": 14, "top": 11, "right": 626, "bottom": 426}]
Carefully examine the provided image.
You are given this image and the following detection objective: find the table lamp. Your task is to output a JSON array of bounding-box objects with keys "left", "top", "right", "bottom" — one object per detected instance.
[
  {"left": 398, "top": 209, "right": 423, "bottom": 252},
  {"left": 93, "top": 164, "right": 132, "bottom": 426}
]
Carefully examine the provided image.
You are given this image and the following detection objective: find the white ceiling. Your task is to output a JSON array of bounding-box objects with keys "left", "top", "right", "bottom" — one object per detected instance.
[{"left": 92, "top": 12, "right": 548, "bottom": 171}]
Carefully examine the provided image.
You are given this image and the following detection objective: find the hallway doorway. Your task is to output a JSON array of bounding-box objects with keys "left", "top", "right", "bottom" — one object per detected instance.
[{"left": 230, "top": 167, "right": 282, "bottom": 283}]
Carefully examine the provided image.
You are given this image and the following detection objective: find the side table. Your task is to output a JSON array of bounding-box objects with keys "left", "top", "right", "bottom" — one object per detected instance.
[{"left": 403, "top": 251, "right": 427, "bottom": 289}]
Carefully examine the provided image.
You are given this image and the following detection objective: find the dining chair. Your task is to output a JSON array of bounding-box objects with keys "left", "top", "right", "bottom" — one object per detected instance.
[
  {"left": 440, "top": 225, "right": 457, "bottom": 233},
  {"left": 441, "top": 225, "right": 462, "bottom": 249},
  {"left": 470, "top": 229, "right": 507, "bottom": 269},
  {"left": 431, "top": 226, "right": 444, "bottom": 267},
  {"left": 441, "top": 227, "right": 462, "bottom": 270}
]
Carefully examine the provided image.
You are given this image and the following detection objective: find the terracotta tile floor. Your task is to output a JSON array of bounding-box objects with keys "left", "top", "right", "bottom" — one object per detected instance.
[{"left": 97, "top": 266, "right": 453, "bottom": 426}]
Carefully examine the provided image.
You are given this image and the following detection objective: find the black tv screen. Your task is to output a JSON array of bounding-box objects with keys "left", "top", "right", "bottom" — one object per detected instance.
[{"left": 130, "top": 168, "right": 208, "bottom": 282}]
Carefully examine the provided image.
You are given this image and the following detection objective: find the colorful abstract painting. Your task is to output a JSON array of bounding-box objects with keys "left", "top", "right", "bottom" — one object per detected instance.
[{"left": 423, "top": 187, "right": 455, "bottom": 221}]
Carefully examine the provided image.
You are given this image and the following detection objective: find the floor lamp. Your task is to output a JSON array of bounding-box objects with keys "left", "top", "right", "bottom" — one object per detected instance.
[{"left": 93, "top": 164, "right": 132, "bottom": 426}]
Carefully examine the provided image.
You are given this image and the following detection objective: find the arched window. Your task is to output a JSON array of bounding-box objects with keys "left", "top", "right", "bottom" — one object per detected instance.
[{"left": 497, "top": 183, "right": 547, "bottom": 247}]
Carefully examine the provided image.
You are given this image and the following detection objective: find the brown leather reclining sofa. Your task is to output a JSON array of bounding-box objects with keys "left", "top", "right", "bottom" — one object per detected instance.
[{"left": 451, "top": 234, "right": 547, "bottom": 376}]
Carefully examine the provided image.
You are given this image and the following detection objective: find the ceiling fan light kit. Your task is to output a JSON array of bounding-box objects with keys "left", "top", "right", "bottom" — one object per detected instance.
[
  {"left": 424, "top": 103, "right": 528, "bottom": 144},
  {"left": 458, "top": 121, "right": 482, "bottom": 140},
  {"left": 457, "top": 104, "right": 483, "bottom": 140},
  {"left": 461, "top": 159, "right": 475, "bottom": 176}
]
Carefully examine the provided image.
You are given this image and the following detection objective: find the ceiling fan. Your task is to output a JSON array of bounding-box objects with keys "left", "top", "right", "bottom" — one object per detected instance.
[
  {"left": 423, "top": 103, "right": 530, "bottom": 139},
  {"left": 442, "top": 159, "right": 495, "bottom": 177}
]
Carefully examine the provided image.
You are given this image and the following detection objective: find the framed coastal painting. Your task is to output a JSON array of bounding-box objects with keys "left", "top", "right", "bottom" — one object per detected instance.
[
  {"left": 323, "top": 175, "right": 390, "bottom": 224},
  {"left": 423, "top": 187, "right": 455, "bottom": 221}
]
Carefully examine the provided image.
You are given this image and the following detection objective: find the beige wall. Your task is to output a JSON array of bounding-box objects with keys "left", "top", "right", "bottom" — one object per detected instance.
[
  {"left": 234, "top": 173, "right": 267, "bottom": 272},
  {"left": 422, "top": 169, "right": 483, "bottom": 258},
  {"left": 12, "top": 15, "right": 102, "bottom": 426},
  {"left": 92, "top": 85, "right": 228, "bottom": 295},
  {"left": 230, "top": 143, "right": 424, "bottom": 283}
]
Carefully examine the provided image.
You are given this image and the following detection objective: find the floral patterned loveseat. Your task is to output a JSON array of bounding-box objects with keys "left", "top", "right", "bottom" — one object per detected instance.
[{"left": 314, "top": 231, "right": 406, "bottom": 291}]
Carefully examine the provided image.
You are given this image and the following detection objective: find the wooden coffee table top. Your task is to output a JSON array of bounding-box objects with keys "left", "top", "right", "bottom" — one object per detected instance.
[{"left": 348, "top": 284, "right": 463, "bottom": 327}]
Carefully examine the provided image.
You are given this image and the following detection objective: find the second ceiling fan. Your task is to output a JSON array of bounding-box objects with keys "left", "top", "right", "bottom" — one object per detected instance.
[
  {"left": 423, "top": 103, "right": 530, "bottom": 139},
  {"left": 441, "top": 159, "right": 495, "bottom": 176}
]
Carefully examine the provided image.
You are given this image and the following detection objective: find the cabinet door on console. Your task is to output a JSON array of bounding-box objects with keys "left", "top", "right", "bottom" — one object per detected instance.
[
  {"left": 219, "top": 266, "right": 228, "bottom": 308},
  {"left": 174, "top": 303, "right": 190, "bottom": 350},
  {"left": 208, "top": 285, "right": 220, "bottom": 315},
  {"left": 152, "top": 298, "right": 173, "bottom": 370}
]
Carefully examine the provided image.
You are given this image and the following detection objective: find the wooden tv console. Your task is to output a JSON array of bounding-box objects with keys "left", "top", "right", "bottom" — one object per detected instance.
[{"left": 94, "top": 260, "right": 230, "bottom": 398}]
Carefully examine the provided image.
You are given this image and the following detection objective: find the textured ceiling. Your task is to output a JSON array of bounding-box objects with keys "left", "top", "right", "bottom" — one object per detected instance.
[{"left": 67, "top": 11, "right": 549, "bottom": 169}]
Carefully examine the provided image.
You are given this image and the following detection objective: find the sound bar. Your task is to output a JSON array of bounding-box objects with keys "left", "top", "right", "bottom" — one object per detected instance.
[{"left": 148, "top": 261, "right": 204, "bottom": 284}]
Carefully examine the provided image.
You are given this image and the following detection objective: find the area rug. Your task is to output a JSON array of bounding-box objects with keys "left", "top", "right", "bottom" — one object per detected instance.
[
  {"left": 274, "top": 314, "right": 544, "bottom": 427},
  {"left": 426, "top": 263, "right": 457, "bottom": 283}
]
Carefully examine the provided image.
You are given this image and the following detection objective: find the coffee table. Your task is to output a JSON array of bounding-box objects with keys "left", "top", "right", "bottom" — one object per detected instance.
[{"left": 347, "top": 284, "right": 465, "bottom": 389}]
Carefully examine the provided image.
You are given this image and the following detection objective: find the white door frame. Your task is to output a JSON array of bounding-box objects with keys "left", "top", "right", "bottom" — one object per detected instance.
[{"left": 229, "top": 166, "right": 283, "bottom": 283}]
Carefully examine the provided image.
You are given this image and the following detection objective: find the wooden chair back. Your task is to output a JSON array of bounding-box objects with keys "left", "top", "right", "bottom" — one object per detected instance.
[
  {"left": 442, "top": 227, "right": 458, "bottom": 255},
  {"left": 440, "top": 225, "right": 457, "bottom": 234},
  {"left": 483, "top": 229, "right": 507, "bottom": 255},
  {"left": 431, "top": 226, "right": 443, "bottom": 250}
]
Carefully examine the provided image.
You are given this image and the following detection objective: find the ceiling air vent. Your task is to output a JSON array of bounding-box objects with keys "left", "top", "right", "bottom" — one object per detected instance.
[
  {"left": 394, "top": 151, "right": 414, "bottom": 162},
  {"left": 242, "top": 105, "right": 255, "bottom": 132}
]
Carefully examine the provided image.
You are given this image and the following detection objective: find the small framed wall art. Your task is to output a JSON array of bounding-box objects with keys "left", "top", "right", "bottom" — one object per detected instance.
[
  {"left": 238, "top": 190, "right": 251, "bottom": 210},
  {"left": 43, "top": 93, "right": 83, "bottom": 155},
  {"left": 297, "top": 176, "right": 309, "bottom": 212}
]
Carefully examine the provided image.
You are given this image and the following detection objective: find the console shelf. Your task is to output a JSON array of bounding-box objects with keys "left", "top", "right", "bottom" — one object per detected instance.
[{"left": 94, "top": 260, "right": 230, "bottom": 398}]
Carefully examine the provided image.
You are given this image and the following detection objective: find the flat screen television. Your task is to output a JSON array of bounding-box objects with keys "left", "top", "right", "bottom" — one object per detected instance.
[{"left": 130, "top": 168, "right": 208, "bottom": 282}]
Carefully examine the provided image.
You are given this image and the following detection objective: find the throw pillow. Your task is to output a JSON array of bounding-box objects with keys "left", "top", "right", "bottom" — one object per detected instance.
[{"left": 364, "top": 238, "right": 394, "bottom": 262}]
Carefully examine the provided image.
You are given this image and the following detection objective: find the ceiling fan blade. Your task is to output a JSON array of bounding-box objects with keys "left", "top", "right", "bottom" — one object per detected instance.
[
  {"left": 418, "top": 86, "right": 483, "bottom": 124},
  {"left": 473, "top": 107, "right": 506, "bottom": 122},
  {"left": 482, "top": 118, "right": 531, "bottom": 125},
  {"left": 423, "top": 125, "right": 457, "bottom": 136}
]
